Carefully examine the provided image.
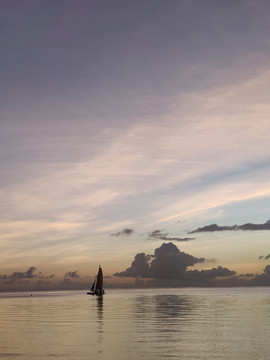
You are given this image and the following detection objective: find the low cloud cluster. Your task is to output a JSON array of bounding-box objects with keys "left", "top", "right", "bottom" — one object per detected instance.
[
  {"left": 64, "top": 270, "right": 80, "bottom": 278},
  {"left": 189, "top": 220, "right": 270, "bottom": 233},
  {"left": 0, "top": 267, "right": 85, "bottom": 291},
  {"left": 0, "top": 266, "right": 54, "bottom": 284},
  {"left": 148, "top": 229, "right": 195, "bottom": 242}
]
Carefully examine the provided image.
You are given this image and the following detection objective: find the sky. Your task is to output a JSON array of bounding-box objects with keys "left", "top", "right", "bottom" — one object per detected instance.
[{"left": 1, "top": 0, "right": 270, "bottom": 290}]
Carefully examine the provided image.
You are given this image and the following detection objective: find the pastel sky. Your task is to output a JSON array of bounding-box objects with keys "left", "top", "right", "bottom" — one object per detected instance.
[{"left": 1, "top": 0, "right": 270, "bottom": 290}]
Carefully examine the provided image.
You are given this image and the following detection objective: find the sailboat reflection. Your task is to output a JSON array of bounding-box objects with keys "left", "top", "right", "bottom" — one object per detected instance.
[
  {"left": 96, "top": 295, "right": 103, "bottom": 320},
  {"left": 95, "top": 295, "right": 104, "bottom": 354}
]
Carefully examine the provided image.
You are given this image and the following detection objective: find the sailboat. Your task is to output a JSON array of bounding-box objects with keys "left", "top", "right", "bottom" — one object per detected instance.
[{"left": 87, "top": 265, "right": 105, "bottom": 295}]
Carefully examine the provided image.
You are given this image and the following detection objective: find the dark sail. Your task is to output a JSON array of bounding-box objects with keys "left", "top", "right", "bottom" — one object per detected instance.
[
  {"left": 95, "top": 266, "right": 103, "bottom": 293},
  {"left": 90, "top": 280, "right": 96, "bottom": 292}
]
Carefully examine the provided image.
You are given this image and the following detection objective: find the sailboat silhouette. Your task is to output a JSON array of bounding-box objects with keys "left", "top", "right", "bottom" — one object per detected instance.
[{"left": 87, "top": 266, "right": 105, "bottom": 296}]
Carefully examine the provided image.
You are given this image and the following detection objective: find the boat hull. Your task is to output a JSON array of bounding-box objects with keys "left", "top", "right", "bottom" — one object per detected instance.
[{"left": 87, "top": 291, "right": 104, "bottom": 296}]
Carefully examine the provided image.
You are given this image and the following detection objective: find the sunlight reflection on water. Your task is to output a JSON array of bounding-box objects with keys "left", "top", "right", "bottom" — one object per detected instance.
[{"left": 1, "top": 288, "right": 270, "bottom": 359}]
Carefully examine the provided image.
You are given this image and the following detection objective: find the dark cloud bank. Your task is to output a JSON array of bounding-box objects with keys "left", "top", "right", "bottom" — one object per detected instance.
[
  {"left": 114, "top": 242, "right": 236, "bottom": 287},
  {"left": 189, "top": 219, "right": 270, "bottom": 233},
  {"left": 2, "top": 244, "right": 270, "bottom": 291},
  {"left": 114, "top": 242, "right": 270, "bottom": 287}
]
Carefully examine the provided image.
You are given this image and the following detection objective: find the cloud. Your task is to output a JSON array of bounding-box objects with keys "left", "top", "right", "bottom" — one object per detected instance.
[
  {"left": 111, "top": 228, "right": 134, "bottom": 236},
  {"left": 114, "top": 242, "right": 206, "bottom": 279},
  {"left": 250, "top": 265, "right": 270, "bottom": 286},
  {"left": 238, "top": 273, "right": 254, "bottom": 277},
  {"left": 0, "top": 266, "right": 91, "bottom": 291},
  {"left": 189, "top": 219, "right": 270, "bottom": 233},
  {"left": 57, "top": 278, "right": 90, "bottom": 290},
  {"left": 259, "top": 254, "right": 270, "bottom": 260},
  {"left": 114, "top": 242, "right": 244, "bottom": 287},
  {"left": 148, "top": 229, "right": 195, "bottom": 242},
  {"left": 150, "top": 243, "right": 205, "bottom": 278},
  {"left": 114, "top": 253, "right": 150, "bottom": 278},
  {"left": 64, "top": 270, "right": 80, "bottom": 278},
  {"left": 35, "top": 279, "right": 51, "bottom": 286},
  {"left": 0, "top": 266, "right": 54, "bottom": 283},
  {"left": 189, "top": 266, "right": 236, "bottom": 279}
]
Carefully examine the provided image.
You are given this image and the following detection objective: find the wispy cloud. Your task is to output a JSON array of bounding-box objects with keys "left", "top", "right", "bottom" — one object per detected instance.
[
  {"left": 189, "top": 220, "right": 270, "bottom": 234},
  {"left": 259, "top": 254, "right": 270, "bottom": 260},
  {"left": 1, "top": 0, "right": 270, "bottom": 277},
  {"left": 148, "top": 229, "right": 195, "bottom": 242},
  {"left": 111, "top": 228, "right": 134, "bottom": 237}
]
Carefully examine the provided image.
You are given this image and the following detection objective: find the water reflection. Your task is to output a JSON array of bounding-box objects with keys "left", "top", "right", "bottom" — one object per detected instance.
[
  {"left": 95, "top": 296, "right": 104, "bottom": 355},
  {"left": 131, "top": 294, "right": 194, "bottom": 359},
  {"left": 134, "top": 294, "right": 191, "bottom": 320},
  {"left": 96, "top": 296, "right": 103, "bottom": 320},
  {"left": 154, "top": 294, "right": 191, "bottom": 318}
]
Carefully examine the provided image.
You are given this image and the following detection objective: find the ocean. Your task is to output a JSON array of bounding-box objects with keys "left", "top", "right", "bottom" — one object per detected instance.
[{"left": 1, "top": 287, "right": 270, "bottom": 359}]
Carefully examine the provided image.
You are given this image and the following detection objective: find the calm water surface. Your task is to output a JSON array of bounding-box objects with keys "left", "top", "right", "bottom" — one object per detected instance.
[{"left": 1, "top": 287, "right": 270, "bottom": 359}]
